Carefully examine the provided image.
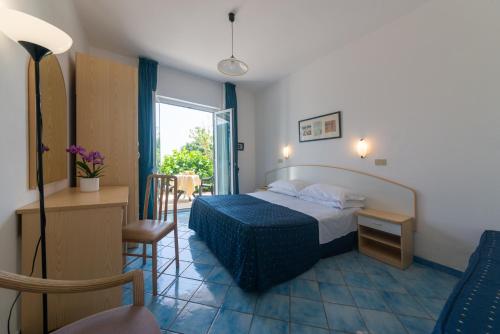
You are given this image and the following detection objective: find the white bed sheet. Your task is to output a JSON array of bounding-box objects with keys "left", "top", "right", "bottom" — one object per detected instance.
[{"left": 249, "top": 191, "right": 358, "bottom": 244}]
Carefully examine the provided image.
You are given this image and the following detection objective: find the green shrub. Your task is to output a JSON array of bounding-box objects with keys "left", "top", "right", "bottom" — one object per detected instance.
[{"left": 159, "top": 148, "right": 213, "bottom": 179}]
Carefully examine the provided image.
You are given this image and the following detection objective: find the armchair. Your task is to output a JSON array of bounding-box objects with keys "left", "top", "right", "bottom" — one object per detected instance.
[{"left": 0, "top": 269, "right": 160, "bottom": 334}]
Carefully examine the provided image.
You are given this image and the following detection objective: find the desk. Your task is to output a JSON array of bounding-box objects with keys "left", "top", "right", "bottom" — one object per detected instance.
[{"left": 17, "top": 186, "right": 128, "bottom": 333}]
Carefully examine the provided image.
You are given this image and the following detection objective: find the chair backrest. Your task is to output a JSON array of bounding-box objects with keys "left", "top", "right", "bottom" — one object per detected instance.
[{"left": 143, "top": 174, "right": 178, "bottom": 222}]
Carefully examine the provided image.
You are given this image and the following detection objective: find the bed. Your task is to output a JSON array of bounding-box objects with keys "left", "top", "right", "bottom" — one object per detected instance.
[
  {"left": 189, "top": 165, "right": 416, "bottom": 291},
  {"left": 433, "top": 230, "right": 500, "bottom": 334},
  {"left": 188, "top": 191, "right": 358, "bottom": 291},
  {"left": 251, "top": 191, "right": 358, "bottom": 256}
]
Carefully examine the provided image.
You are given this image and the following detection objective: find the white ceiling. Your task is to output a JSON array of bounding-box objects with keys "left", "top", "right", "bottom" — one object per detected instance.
[{"left": 72, "top": 0, "right": 429, "bottom": 89}]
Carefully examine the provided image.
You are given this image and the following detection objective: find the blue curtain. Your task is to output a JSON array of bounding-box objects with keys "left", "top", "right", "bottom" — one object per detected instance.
[
  {"left": 225, "top": 82, "right": 239, "bottom": 194},
  {"left": 138, "top": 57, "right": 158, "bottom": 219}
]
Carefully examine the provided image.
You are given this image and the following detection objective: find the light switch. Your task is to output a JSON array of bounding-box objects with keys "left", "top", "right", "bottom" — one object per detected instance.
[{"left": 375, "top": 159, "right": 387, "bottom": 166}]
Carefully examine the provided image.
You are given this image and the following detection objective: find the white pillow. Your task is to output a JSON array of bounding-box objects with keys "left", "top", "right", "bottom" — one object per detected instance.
[
  {"left": 299, "top": 183, "right": 365, "bottom": 205},
  {"left": 268, "top": 179, "right": 310, "bottom": 197},
  {"left": 299, "top": 194, "right": 365, "bottom": 209}
]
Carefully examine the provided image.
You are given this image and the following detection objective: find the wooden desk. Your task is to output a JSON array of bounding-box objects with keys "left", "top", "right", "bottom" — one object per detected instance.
[{"left": 17, "top": 186, "right": 128, "bottom": 333}]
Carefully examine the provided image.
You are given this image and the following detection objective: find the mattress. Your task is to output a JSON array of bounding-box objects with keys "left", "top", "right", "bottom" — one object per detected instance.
[{"left": 249, "top": 191, "right": 358, "bottom": 244}]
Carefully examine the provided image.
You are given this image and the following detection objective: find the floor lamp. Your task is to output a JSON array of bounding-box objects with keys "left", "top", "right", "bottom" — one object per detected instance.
[{"left": 0, "top": 7, "right": 72, "bottom": 334}]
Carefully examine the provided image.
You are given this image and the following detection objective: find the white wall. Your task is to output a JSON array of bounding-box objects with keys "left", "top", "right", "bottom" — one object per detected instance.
[
  {"left": 255, "top": 0, "right": 500, "bottom": 271},
  {"left": 0, "top": 0, "right": 88, "bottom": 330},
  {"left": 157, "top": 65, "right": 223, "bottom": 109},
  {"left": 236, "top": 88, "right": 256, "bottom": 194}
]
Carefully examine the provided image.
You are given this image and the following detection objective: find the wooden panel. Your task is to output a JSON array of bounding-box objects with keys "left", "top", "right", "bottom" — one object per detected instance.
[
  {"left": 20, "top": 206, "right": 123, "bottom": 333},
  {"left": 28, "top": 55, "right": 68, "bottom": 189},
  {"left": 356, "top": 208, "right": 412, "bottom": 224},
  {"left": 401, "top": 220, "right": 414, "bottom": 268},
  {"left": 76, "top": 53, "right": 138, "bottom": 223}
]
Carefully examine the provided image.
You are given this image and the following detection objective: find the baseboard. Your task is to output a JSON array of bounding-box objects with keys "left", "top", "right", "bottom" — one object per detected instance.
[{"left": 413, "top": 256, "right": 463, "bottom": 278}]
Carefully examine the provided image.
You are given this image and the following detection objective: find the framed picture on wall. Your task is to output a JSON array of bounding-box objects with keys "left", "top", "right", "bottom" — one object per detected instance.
[{"left": 298, "top": 111, "right": 342, "bottom": 142}]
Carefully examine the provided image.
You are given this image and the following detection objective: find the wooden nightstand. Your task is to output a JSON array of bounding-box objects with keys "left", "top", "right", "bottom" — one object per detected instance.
[{"left": 355, "top": 208, "right": 414, "bottom": 269}]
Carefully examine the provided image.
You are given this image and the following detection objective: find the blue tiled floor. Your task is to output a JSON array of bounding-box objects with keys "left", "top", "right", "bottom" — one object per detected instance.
[{"left": 123, "top": 211, "right": 459, "bottom": 334}]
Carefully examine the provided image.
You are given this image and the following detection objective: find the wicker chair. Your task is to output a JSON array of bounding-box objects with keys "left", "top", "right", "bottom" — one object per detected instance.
[
  {"left": 0, "top": 269, "right": 160, "bottom": 333},
  {"left": 198, "top": 176, "right": 214, "bottom": 196}
]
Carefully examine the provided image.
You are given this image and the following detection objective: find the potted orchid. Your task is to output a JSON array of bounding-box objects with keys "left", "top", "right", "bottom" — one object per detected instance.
[{"left": 66, "top": 145, "right": 105, "bottom": 192}]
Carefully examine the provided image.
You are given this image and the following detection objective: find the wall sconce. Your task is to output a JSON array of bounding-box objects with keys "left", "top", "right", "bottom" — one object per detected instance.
[
  {"left": 357, "top": 138, "right": 368, "bottom": 159},
  {"left": 283, "top": 146, "right": 290, "bottom": 160}
]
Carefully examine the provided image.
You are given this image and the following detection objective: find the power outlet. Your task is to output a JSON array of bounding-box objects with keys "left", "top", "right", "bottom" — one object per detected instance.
[{"left": 375, "top": 159, "right": 387, "bottom": 166}]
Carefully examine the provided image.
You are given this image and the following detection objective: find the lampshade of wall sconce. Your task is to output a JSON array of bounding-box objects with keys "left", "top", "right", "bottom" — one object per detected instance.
[
  {"left": 357, "top": 138, "right": 368, "bottom": 158},
  {"left": 283, "top": 146, "right": 290, "bottom": 159}
]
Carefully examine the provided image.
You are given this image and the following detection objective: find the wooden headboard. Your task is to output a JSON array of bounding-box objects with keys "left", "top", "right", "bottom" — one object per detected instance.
[{"left": 265, "top": 165, "right": 417, "bottom": 223}]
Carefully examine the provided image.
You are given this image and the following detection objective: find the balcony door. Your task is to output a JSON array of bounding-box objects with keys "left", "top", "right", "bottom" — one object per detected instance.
[{"left": 213, "top": 109, "right": 234, "bottom": 195}]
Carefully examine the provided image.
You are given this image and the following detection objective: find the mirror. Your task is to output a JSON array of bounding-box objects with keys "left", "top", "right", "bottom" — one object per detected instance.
[{"left": 28, "top": 55, "right": 68, "bottom": 189}]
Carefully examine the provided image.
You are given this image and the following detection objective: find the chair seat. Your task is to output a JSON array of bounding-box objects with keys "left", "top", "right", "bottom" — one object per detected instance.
[
  {"left": 53, "top": 305, "right": 160, "bottom": 334},
  {"left": 122, "top": 219, "right": 174, "bottom": 242},
  {"left": 123, "top": 219, "right": 174, "bottom": 242}
]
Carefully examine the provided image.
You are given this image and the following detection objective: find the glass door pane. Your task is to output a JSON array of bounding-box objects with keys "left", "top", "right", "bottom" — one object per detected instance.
[{"left": 213, "top": 109, "right": 233, "bottom": 195}]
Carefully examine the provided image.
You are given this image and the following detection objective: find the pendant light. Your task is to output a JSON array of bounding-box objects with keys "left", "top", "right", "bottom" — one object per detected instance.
[{"left": 217, "top": 12, "right": 248, "bottom": 76}]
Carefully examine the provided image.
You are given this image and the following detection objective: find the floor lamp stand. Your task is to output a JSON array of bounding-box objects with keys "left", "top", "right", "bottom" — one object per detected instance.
[{"left": 19, "top": 41, "right": 51, "bottom": 334}]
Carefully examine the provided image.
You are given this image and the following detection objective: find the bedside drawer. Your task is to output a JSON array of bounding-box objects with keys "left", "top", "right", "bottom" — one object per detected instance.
[{"left": 358, "top": 216, "right": 401, "bottom": 236}]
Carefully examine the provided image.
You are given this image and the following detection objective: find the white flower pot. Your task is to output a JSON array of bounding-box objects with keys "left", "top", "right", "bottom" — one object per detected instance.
[{"left": 80, "top": 178, "right": 100, "bottom": 192}]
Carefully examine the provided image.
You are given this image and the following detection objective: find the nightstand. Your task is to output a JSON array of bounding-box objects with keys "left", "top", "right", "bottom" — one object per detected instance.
[{"left": 355, "top": 208, "right": 414, "bottom": 269}]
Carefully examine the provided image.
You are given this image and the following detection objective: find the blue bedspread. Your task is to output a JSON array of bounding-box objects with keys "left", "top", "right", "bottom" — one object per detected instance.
[
  {"left": 189, "top": 195, "right": 320, "bottom": 291},
  {"left": 433, "top": 230, "right": 500, "bottom": 334}
]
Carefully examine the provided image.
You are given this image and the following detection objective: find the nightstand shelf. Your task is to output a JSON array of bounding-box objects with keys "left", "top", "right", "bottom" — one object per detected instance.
[
  {"left": 356, "top": 208, "right": 414, "bottom": 269},
  {"left": 359, "top": 225, "right": 401, "bottom": 249}
]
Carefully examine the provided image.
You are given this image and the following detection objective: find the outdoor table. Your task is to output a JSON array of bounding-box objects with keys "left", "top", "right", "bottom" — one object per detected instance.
[{"left": 176, "top": 173, "right": 202, "bottom": 200}]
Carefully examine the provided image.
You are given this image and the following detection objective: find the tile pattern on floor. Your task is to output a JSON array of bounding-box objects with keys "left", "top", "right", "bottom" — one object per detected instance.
[{"left": 123, "top": 211, "right": 459, "bottom": 334}]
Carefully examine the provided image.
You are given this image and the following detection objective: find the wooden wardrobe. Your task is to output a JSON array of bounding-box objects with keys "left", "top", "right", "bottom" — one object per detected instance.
[{"left": 76, "top": 53, "right": 139, "bottom": 224}]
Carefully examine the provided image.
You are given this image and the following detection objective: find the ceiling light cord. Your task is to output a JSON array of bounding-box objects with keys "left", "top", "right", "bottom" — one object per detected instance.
[{"left": 229, "top": 12, "right": 235, "bottom": 58}]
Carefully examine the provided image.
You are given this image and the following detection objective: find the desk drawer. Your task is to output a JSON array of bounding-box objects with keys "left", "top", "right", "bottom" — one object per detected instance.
[{"left": 358, "top": 216, "right": 401, "bottom": 236}]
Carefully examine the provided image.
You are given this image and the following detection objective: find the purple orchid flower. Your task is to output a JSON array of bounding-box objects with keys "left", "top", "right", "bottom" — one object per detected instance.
[
  {"left": 66, "top": 145, "right": 86, "bottom": 155},
  {"left": 81, "top": 152, "right": 91, "bottom": 163},
  {"left": 93, "top": 157, "right": 105, "bottom": 165},
  {"left": 67, "top": 145, "right": 105, "bottom": 178},
  {"left": 82, "top": 151, "right": 105, "bottom": 163}
]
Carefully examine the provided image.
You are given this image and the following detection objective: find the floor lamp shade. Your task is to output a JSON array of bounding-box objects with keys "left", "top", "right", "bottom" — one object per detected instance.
[{"left": 0, "top": 7, "right": 72, "bottom": 54}]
